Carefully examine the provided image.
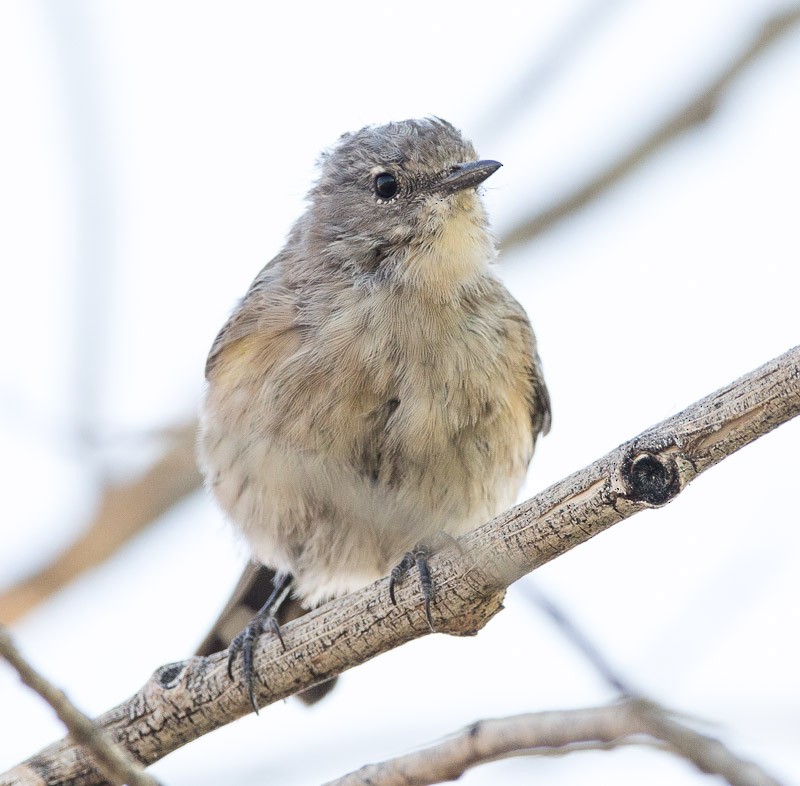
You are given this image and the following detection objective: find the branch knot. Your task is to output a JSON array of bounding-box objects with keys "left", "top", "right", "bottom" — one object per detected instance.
[
  {"left": 621, "top": 451, "right": 680, "bottom": 507},
  {"left": 154, "top": 662, "right": 186, "bottom": 690}
]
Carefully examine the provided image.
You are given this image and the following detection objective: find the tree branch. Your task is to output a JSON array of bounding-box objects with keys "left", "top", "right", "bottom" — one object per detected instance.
[
  {"left": 475, "top": 0, "right": 626, "bottom": 138},
  {"left": 3, "top": 345, "right": 798, "bottom": 786},
  {"left": 0, "top": 423, "right": 201, "bottom": 623},
  {"left": 323, "top": 699, "right": 785, "bottom": 786},
  {"left": 0, "top": 626, "right": 160, "bottom": 786},
  {"left": 499, "top": 6, "right": 800, "bottom": 252}
]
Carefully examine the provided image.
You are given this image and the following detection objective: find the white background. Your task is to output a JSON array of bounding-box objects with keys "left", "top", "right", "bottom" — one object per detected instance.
[{"left": 1, "top": 1, "right": 798, "bottom": 784}]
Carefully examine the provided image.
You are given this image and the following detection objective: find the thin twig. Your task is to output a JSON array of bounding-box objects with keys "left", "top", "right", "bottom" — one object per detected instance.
[
  {"left": 0, "top": 626, "right": 160, "bottom": 786},
  {"left": 634, "top": 701, "right": 785, "bottom": 786},
  {"left": 519, "top": 582, "right": 633, "bottom": 696},
  {"left": 500, "top": 6, "right": 800, "bottom": 251},
  {"left": 475, "top": 0, "right": 627, "bottom": 138},
  {"left": 322, "top": 699, "right": 784, "bottom": 786}
]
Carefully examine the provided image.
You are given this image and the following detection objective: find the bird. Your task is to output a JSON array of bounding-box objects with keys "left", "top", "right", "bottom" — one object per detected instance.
[{"left": 196, "top": 117, "right": 550, "bottom": 711}]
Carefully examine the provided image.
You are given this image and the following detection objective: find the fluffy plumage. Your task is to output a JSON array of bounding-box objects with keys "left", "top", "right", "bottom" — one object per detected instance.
[{"left": 198, "top": 117, "right": 549, "bottom": 649}]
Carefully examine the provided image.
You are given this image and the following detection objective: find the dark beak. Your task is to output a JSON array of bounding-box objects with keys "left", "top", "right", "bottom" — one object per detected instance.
[{"left": 430, "top": 159, "right": 502, "bottom": 195}]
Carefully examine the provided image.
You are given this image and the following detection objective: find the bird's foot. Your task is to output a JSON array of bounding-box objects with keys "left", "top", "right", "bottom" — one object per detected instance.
[
  {"left": 389, "top": 534, "right": 462, "bottom": 630},
  {"left": 227, "top": 574, "right": 292, "bottom": 714}
]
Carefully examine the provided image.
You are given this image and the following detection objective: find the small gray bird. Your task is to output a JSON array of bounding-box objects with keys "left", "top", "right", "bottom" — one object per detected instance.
[{"left": 197, "top": 118, "right": 550, "bottom": 709}]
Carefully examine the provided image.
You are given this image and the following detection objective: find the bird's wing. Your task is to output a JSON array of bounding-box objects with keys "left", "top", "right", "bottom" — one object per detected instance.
[
  {"left": 528, "top": 349, "right": 552, "bottom": 437},
  {"left": 506, "top": 294, "right": 552, "bottom": 440},
  {"left": 204, "top": 257, "right": 296, "bottom": 380}
]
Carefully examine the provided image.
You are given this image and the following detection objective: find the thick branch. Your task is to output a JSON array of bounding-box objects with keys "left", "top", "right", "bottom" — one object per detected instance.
[
  {"left": 500, "top": 7, "right": 800, "bottom": 252},
  {"left": 324, "top": 699, "right": 785, "bottom": 786},
  {"left": 3, "top": 345, "right": 798, "bottom": 786}
]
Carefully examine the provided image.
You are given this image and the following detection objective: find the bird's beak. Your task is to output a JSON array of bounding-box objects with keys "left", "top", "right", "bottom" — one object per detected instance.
[{"left": 429, "top": 160, "right": 502, "bottom": 195}]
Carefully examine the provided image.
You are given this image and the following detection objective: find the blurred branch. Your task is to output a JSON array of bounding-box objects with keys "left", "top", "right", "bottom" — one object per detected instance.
[
  {"left": 3, "top": 345, "right": 797, "bottom": 786},
  {"left": 324, "top": 699, "right": 784, "bottom": 786},
  {"left": 0, "top": 625, "right": 160, "bottom": 786},
  {"left": 476, "top": 0, "right": 626, "bottom": 138},
  {"left": 0, "top": 422, "right": 201, "bottom": 623},
  {"left": 513, "top": 588, "right": 785, "bottom": 786},
  {"left": 44, "top": 1, "right": 115, "bottom": 446},
  {"left": 521, "top": 583, "right": 633, "bottom": 695},
  {"left": 500, "top": 6, "right": 800, "bottom": 252}
]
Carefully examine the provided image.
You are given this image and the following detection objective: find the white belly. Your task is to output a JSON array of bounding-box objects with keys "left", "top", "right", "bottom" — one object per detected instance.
[{"left": 202, "top": 423, "right": 525, "bottom": 606}]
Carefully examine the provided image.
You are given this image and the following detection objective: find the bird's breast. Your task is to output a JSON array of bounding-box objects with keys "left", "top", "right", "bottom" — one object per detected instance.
[
  {"left": 199, "top": 281, "right": 534, "bottom": 600},
  {"left": 264, "top": 285, "right": 533, "bottom": 508}
]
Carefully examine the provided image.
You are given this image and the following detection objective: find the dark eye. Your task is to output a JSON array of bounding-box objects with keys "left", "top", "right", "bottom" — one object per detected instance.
[{"left": 374, "top": 173, "right": 398, "bottom": 199}]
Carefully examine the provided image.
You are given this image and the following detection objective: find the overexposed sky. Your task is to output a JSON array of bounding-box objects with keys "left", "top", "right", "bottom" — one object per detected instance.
[{"left": 1, "top": 2, "right": 799, "bottom": 784}]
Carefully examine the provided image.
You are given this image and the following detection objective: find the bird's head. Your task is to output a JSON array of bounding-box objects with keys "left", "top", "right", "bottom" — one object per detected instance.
[{"left": 306, "top": 118, "right": 501, "bottom": 297}]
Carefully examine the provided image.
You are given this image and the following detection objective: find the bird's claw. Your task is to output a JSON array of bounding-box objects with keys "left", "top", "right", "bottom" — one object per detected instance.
[{"left": 389, "top": 541, "right": 436, "bottom": 630}]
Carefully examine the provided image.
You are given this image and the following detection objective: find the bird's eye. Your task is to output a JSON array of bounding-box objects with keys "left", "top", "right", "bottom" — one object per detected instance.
[{"left": 374, "top": 173, "right": 398, "bottom": 199}]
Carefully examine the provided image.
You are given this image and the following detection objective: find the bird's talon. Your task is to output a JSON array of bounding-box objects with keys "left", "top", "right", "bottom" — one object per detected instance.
[
  {"left": 225, "top": 573, "right": 293, "bottom": 714},
  {"left": 268, "top": 616, "right": 286, "bottom": 651},
  {"left": 424, "top": 595, "right": 434, "bottom": 630},
  {"left": 390, "top": 543, "right": 437, "bottom": 628},
  {"left": 389, "top": 552, "right": 415, "bottom": 606}
]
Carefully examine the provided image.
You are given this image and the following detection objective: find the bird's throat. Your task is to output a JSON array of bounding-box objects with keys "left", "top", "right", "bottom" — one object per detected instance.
[{"left": 398, "top": 207, "right": 495, "bottom": 302}]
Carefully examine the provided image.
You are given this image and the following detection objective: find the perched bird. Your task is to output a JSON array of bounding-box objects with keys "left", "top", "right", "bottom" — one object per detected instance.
[{"left": 197, "top": 117, "right": 550, "bottom": 709}]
